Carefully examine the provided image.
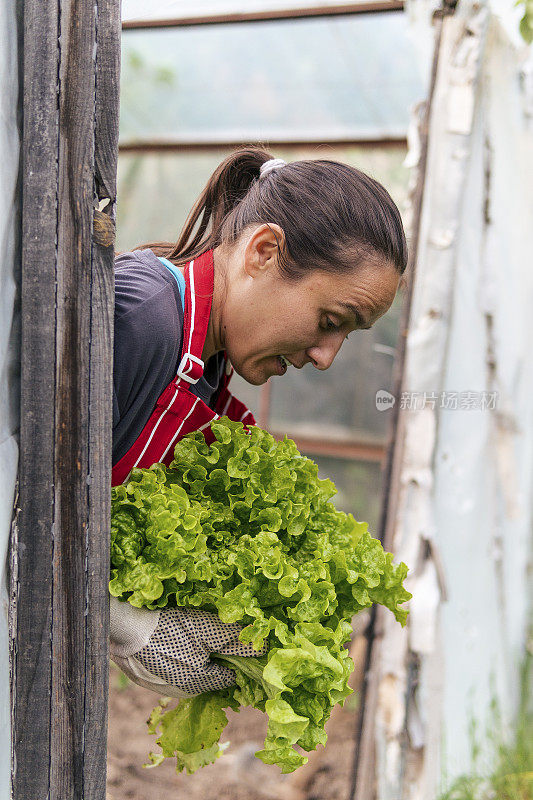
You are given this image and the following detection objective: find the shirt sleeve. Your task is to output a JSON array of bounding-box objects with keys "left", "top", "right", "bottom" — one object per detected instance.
[{"left": 112, "top": 267, "right": 183, "bottom": 466}]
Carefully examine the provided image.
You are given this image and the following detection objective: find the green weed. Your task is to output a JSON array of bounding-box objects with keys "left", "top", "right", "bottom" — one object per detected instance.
[{"left": 438, "top": 648, "right": 532, "bottom": 800}]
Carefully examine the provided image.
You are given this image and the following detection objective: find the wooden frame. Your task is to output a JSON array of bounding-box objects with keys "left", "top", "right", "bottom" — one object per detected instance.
[
  {"left": 118, "top": 134, "right": 408, "bottom": 153},
  {"left": 122, "top": 1, "right": 404, "bottom": 29},
  {"left": 11, "top": 0, "right": 120, "bottom": 797}
]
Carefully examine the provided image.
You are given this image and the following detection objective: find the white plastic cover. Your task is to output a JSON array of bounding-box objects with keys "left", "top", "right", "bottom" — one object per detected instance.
[{"left": 375, "top": 5, "right": 533, "bottom": 796}]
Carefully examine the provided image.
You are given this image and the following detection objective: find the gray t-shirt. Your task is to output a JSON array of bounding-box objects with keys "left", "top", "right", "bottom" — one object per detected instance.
[{"left": 112, "top": 248, "right": 225, "bottom": 466}]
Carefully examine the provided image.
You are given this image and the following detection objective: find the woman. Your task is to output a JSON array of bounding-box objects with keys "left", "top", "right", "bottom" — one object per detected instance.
[{"left": 110, "top": 146, "right": 407, "bottom": 698}]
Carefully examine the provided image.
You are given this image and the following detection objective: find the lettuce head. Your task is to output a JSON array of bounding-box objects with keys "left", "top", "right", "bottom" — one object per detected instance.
[{"left": 110, "top": 418, "right": 411, "bottom": 774}]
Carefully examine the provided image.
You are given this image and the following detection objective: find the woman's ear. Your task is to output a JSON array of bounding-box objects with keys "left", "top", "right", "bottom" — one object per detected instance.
[{"left": 243, "top": 223, "right": 285, "bottom": 276}]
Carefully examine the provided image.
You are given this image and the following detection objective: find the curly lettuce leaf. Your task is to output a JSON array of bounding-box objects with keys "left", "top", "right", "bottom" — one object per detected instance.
[
  {"left": 111, "top": 417, "right": 412, "bottom": 773},
  {"left": 145, "top": 691, "right": 236, "bottom": 774}
]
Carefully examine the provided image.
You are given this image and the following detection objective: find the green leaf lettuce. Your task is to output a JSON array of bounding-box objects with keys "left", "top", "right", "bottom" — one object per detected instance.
[{"left": 110, "top": 418, "right": 411, "bottom": 774}]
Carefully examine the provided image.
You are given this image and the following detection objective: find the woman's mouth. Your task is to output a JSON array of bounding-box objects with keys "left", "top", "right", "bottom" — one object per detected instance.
[{"left": 275, "top": 355, "right": 290, "bottom": 375}]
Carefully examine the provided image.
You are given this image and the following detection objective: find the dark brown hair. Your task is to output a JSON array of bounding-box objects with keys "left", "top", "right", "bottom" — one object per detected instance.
[{"left": 136, "top": 145, "right": 408, "bottom": 279}]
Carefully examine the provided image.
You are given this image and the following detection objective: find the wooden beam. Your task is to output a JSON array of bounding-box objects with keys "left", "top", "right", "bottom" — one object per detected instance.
[
  {"left": 122, "top": 2, "right": 405, "bottom": 30},
  {"left": 12, "top": 0, "right": 59, "bottom": 795},
  {"left": 85, "top": 0, "right": 121, "bottom": 796},
  {"left": 118, "top": 134, "right": 408, "bottom": 154},
  {"left": 12, "top": 0, "right": 119, "bottom": 797},
  {"left": 270, "top": 429, "right": 386, "bottom": 462}
]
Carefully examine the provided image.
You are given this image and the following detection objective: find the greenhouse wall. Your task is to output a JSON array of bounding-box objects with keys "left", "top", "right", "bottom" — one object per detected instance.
[
  {"left": 375, "top": 5, "right": 533, "bottom": 797},
  {"left": 434, "top": 12, "right": 533, "bottom": 775}
]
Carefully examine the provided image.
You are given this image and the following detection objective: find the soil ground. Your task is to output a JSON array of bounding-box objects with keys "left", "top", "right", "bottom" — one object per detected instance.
[{"left": 107, "top": 618, "right": 368, "bottom": 800}]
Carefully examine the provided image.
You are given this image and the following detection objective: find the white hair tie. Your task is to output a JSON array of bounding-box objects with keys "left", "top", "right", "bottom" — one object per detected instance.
[{"left": 259, "top": 158, "right": 286, "bottom": 179}]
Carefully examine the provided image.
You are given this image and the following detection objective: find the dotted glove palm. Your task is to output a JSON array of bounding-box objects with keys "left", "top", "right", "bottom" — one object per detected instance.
[{"left": 109, "top": 596, "right": 267, "bottom": 698}]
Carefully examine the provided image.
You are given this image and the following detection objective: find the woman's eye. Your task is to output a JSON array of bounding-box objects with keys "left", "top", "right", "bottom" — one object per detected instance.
[{"left": 324, "top": 317, "right": 350, "bottom": 341}]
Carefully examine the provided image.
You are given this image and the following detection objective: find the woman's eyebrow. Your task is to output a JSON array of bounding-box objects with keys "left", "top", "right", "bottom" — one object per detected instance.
[{"left": 339, "top": 302, "right": 372, "bottom": 329}]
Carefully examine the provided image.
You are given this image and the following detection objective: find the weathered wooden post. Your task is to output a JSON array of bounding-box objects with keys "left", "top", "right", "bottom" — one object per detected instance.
[{"left": 11, "top": 0, "right": 120, "bottom": 797}]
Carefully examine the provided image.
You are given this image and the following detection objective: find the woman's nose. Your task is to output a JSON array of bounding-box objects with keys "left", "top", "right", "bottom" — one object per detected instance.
[{"left": 306, "top": 336, "right": 344, "bottom": 370}]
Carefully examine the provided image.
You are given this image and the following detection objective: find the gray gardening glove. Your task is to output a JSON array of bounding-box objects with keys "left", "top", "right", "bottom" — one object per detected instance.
[{"left": 109, "top": 595, "right": 267, "bottom": 698}]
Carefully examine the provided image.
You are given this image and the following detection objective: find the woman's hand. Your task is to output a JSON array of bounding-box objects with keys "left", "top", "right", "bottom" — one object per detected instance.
[{"left": 109, "top": 596, "right": 267, "bottom": 697}]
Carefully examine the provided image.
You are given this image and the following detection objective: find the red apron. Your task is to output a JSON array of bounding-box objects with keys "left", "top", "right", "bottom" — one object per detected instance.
[{"left": 111, "top": 249, "right": 256, "bottom": 487}]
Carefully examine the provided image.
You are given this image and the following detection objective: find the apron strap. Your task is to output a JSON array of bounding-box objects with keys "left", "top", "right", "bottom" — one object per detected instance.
[{"left": 176, "top": 250, "right": 214, "bottom": 386}]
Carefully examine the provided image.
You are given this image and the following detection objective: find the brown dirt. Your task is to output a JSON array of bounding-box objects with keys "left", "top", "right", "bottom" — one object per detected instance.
[{"left": 107, "top": 619, "right": 368, "bottom": 800}]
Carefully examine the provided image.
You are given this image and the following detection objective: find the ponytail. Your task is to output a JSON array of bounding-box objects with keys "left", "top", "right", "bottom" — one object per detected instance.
[{"left": 136, "top": 146, "right": 274, "bottom": 265}]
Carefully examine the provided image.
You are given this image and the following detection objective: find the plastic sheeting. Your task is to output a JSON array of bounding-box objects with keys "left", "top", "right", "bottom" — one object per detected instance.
[
  {"left": 119, "top": 16, "right": 424, "bottom": 142},
  {"left": 0, "top": 0, "right": 20, "bottom": 793},
  {"left": 375, "top": 5, "right": 533, "bottom": 797}
]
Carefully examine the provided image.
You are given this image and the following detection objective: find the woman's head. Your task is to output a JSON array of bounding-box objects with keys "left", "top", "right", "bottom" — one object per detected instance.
[
  {"left": 140, "top": 145, "right": 407, "bottom": 384},
  {"left": 212, "top": 222, "right": 401, "bottom": 384}
]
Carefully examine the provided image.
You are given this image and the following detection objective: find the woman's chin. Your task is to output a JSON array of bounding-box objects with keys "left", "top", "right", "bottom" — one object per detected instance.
[{"left": 232, "top": 358, "right": 270, "bottom": 386}]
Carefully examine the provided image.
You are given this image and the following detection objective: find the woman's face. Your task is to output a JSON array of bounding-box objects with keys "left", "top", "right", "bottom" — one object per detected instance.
[{"left": 215, "top": 225, "right": 401, "bottom": 386}]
